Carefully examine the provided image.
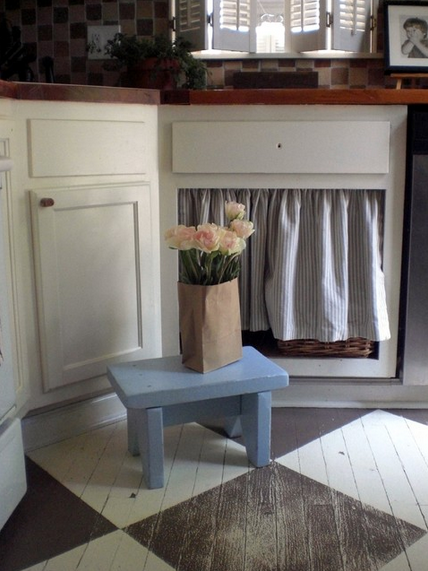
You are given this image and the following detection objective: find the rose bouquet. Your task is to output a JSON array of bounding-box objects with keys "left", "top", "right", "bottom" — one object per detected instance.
[{"left": 165, "top": 201, "right": 254, "bottom": 285}]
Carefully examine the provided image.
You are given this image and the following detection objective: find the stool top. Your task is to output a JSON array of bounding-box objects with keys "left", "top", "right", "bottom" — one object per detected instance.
[{"left": 107, "top": 346, "right": 288, "bottom": 409}]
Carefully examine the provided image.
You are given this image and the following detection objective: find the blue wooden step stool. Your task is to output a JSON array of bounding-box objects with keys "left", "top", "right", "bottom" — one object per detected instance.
[{"left": 107, "top": 346, "right": 289, "bottom": 489}]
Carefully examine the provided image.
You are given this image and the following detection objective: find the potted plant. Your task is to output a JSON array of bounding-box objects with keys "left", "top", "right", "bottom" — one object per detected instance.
[{"left": 103, "top": 33, "right": 207, "bottom": 90}]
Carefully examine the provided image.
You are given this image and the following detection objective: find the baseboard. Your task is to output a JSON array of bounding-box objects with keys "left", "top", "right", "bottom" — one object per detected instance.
[
  {"left": 21, "top": 380, "right": 428, "bottom": 452},
  {"left": 273, "top": 380, "right": 428, "bottom": 408},
  {"left": 22, "top": 392, "right": 127, "bottom": 452}
]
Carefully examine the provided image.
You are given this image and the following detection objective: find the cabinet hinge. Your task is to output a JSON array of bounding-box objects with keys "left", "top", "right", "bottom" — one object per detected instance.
[
  {"left": 169, "top": 17, "right": 176, "bottom": 31},
  {"left": 370, "top": 15, "right": 377, "bottom": 31},
  {"left": 326, "top": 11, "right": 333, "bottom": 27},
  {"left": 207, "top": 12, "right": 213, "bottom": 27}
]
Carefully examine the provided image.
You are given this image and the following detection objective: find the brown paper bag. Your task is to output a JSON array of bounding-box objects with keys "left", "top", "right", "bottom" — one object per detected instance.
[{"left": 177, "top": 278, "right": 243, "bottom": 373}]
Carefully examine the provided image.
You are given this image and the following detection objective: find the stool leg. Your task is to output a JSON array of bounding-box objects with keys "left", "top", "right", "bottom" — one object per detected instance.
[
  {"left": 135, "top": 407, "right": 165, "bottom": 489},
  {"left": 224, "top": 416, "right": 242, "bottom": 437},
  {"left": 241, "top": 391, "right": 271, "bottom": 467},
  {"left": 127, "top": 409, "right": 139, "bottom": 456}
]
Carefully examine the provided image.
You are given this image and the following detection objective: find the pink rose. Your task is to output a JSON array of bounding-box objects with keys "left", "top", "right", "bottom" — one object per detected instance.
[
  {"left": 164, "top": 225, "right": 196, "bottom": 250},
  {"left": 230, "top": 219, "right": 255, "bottom": 239},
  {"left": 225, "top": 201, "right": 246, "bottom": 221},
  {"left": 218, "top": 229, "right": 245, "bottom": 255},
  {"left": 193, "top": 223, "right": 220, "bottom": 253}
]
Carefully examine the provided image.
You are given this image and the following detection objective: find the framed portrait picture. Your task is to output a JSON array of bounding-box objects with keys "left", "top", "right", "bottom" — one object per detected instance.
[{"left": 384, "top": 0, "right": 428, "bottom": 73}]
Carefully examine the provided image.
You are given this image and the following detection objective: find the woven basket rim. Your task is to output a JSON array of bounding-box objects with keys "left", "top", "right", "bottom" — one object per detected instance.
[{"left": 277, "top": 337, "right": 375, "bottom": 358}]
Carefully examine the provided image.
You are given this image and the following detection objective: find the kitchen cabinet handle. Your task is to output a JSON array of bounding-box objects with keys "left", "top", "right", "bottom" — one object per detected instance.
[{"left": 40, "top": 198, "right": 55, "bottom": 207}]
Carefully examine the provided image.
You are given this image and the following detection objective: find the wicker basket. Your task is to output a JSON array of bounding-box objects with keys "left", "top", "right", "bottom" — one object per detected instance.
[{"left": 277, "top": 337, "right": 375, "bottom": 358}]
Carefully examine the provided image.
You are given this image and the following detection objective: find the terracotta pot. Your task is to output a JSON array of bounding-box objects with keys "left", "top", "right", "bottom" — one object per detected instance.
[{"left": 121, "top": 58, "right": 180, "bottom": 90}]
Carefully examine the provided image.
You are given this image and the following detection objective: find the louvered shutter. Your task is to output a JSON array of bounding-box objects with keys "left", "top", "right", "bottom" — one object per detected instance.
[
  {"left": 213, "top": 0, "right": 256, "bottom": 51},
  {"left": 175, "top": 0, "right": 209, "bottom": 50},
  {"left": 290, "top": 0, "right": 328, "bottom": 52},
  {"left": 332, "top": 0, "right": 372, "bottom": 51}
]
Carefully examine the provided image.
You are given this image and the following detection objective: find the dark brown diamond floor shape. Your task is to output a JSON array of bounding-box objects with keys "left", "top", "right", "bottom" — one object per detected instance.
[
  {"left": 126, "top": 462, "right": 426, "bottom": 571},
  {"left": 0, "top": 458, "right": 118, "bottom": 571}
]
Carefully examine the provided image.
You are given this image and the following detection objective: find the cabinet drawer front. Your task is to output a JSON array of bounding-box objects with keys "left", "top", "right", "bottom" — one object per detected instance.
[
  {"left": 29, "top": 119, "right": 147, "bottom": 177},
  {"left": 172, "top": 121, "right": 390, "bottom": 174}
]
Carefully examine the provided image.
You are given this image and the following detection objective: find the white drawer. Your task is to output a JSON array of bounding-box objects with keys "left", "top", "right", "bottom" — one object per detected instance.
[
  {"left": 172, "top": 121, "right": 390, "bottom": 174},
  {"left": 28, "top": 119, "right": 147, "bottom": 178}
]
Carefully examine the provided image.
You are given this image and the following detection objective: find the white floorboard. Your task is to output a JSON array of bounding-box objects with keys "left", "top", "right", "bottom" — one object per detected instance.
[
  {"left": 24, "top": 409, "right": 428, "bottom": 571},
  {"left": 28, "top": 420, "right": 251, "bottom": 528}
]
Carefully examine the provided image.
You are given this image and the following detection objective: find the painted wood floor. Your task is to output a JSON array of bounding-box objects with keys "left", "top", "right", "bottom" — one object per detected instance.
[{"left": 1, "top": 408, "right": 428, "bottom": 571}]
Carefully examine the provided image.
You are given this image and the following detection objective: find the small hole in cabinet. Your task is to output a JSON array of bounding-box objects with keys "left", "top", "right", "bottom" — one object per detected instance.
[{"left": 276, "top": 143, "right": 282, "bottom": 149}]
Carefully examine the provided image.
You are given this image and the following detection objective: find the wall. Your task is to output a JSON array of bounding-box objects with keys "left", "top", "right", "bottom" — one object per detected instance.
[
  {"left": 208, "top": 57, "right": 392, "bottom": 90},
  {"left": 0, "top": 0, "right": 170, "bottom": 86},
  {"left": 1, "top": 0, "right": 398, "bottom": 89}
]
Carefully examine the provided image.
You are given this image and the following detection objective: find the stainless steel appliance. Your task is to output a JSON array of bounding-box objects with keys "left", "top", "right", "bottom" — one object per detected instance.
[{"left": 399, "top": 106, "right": 428, "bottom": 385}]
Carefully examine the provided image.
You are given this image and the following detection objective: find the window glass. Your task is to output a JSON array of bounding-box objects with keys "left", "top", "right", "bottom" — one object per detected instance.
[{"left": 256, "top": 0, "right": 286, "bottom": 52}]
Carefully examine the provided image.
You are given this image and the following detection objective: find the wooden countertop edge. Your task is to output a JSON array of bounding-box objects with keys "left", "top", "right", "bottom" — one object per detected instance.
[
  {"left": 3, "top": 80, "right": 428, "bottom": 105},
  {"left": 0, "top": 80, "right": 18, "bottom": 99},
  {"left": 162, "top": 88, "right": 428, "bottom": 105},
  {"left": 0, "top": 81, "right": 160, "bottom": 105}
]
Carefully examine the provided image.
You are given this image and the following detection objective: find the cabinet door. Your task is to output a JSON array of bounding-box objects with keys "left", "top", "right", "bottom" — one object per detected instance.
[{"left": 30, "top": 184, "right": 161, "bottom": 391}]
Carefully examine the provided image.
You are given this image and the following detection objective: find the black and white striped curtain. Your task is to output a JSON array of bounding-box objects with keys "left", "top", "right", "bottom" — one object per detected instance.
[
  {"left": 0, "top": 319, "right": 3, "bottom": 364},
  {"left": 178, "top": 188, "right": 390, "bottom": 342}
]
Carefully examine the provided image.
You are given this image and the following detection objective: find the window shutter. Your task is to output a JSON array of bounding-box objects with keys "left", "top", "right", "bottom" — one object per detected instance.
[
  {"left": 290, "top": 0, "right": 328, "bottom": 52},
  {"left": 175, "top": 0, "right": 209, "bottom": 51},
  {"left": 332, "top": 0, "right": 372, "bottom": 52},
  {"left": 213, "top": 0, "right": 256, "bottom": 51}
]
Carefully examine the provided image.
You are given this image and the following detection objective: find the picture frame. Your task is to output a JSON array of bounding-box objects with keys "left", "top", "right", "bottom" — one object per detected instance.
[{"left": 384, "top": 0, "right": 428, "bottom": 73}]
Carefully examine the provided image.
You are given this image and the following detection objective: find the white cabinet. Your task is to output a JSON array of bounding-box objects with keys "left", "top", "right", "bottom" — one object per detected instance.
[
  {"left": 6, "top": 100, "right": 161, "bottom": 411},
  {"left": 30, "top": 184, "right": 159, "bottom": 391},
  {"left": 0, "top": 112, "right": 28, "bottom": 414},
  {"left": 0, "top": 419, "right": 26, "bottom": 529},
  {"left": 159, "top": 105, "right": 407, "bottom": 381}
]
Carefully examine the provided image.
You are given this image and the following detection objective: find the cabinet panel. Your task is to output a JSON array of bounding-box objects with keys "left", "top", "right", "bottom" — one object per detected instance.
[
  {"left": 172, "top": 121, "right": 390, "bottom": 174},
  {"left": 0, "top": 120, "right": 28, "bottom": 413},
  {"left": 30, "top": 184, "right": 161, "bottom": 391},
  {"left": 0, "top": 419, "right": 26, "bottom": 529},
  {"left": 29, "top": 119, "right": 147, "bottom": 177}
]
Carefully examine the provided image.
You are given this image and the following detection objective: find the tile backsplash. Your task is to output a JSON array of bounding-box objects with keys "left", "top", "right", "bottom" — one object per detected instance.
[{"left": 0, "top": 0, "right": 394, "bottom": 89}]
